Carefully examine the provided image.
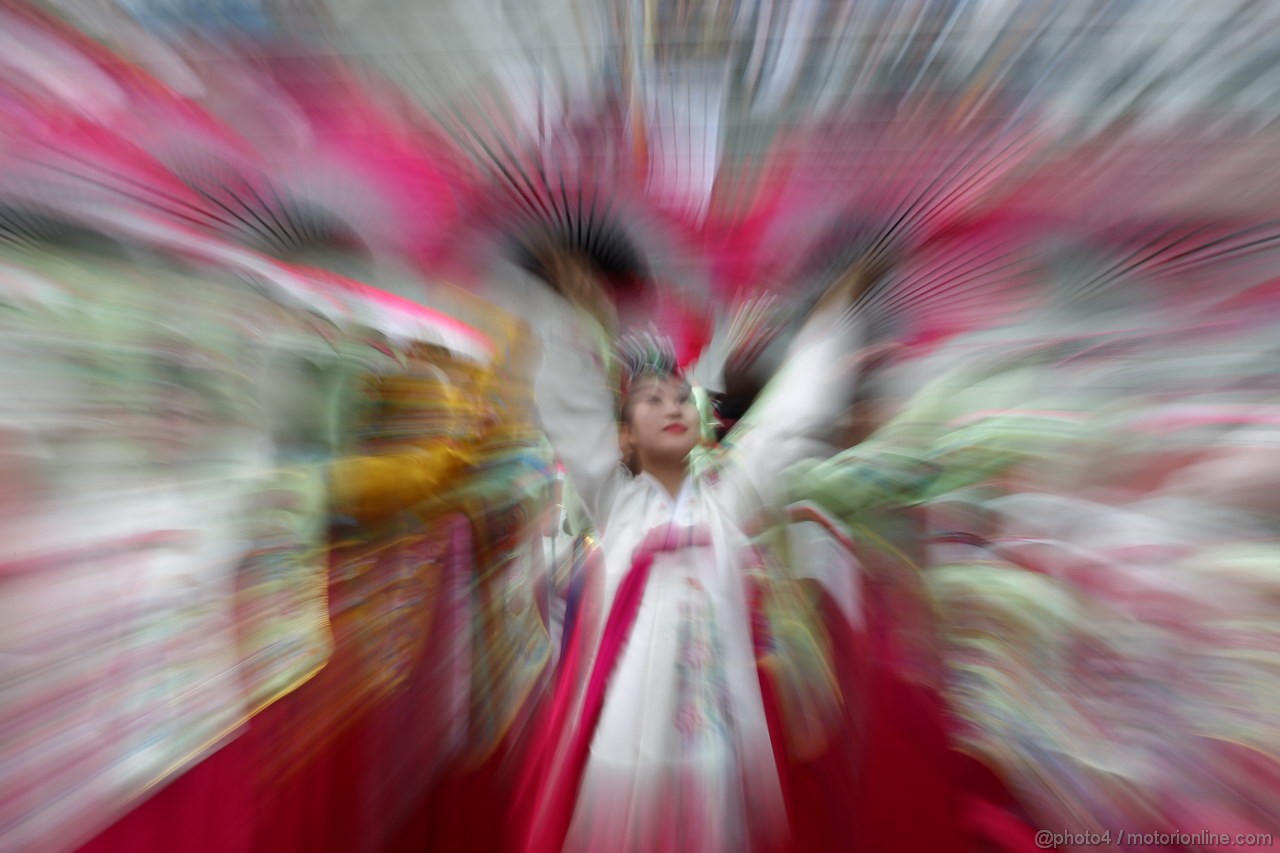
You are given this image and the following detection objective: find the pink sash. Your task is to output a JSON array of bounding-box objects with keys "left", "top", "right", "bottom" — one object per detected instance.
[{"left": 515, "top": 524, "right": 711, "bottom": 853}]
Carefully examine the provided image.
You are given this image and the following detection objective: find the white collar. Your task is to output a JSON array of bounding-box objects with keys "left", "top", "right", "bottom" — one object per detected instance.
[{"left": 638, "top": 471, "right": 695, "bottom": 517}]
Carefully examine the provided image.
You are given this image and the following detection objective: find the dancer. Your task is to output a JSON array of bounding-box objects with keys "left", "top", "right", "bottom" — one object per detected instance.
[{"left": 507, "top": 231, "right": 882, "bottom": 852}]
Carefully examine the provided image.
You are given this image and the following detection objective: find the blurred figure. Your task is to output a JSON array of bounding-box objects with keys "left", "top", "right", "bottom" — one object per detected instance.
[{"left": 514, "top": 238, "right": 878, "bottom": 852}]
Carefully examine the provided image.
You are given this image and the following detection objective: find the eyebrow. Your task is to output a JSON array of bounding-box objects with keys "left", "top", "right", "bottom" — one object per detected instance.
[{"left": 629, "top": 376, "right": 690, "bottom": 396}]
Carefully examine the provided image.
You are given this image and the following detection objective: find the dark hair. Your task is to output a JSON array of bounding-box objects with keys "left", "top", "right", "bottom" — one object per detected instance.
[
  {"left": 717, "top": 361, "right": 766, "bottom": 421},
  {"left": 616, "top": 332, "right": 683, "bottom": 423},
  {"left": 514, "top": 215, "right": 650, "bottom": 292}
]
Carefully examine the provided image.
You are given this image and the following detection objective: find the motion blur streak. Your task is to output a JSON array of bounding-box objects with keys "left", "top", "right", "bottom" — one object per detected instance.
[{"left": 0, "top": 1, "right": 1277, "bottom": 851}]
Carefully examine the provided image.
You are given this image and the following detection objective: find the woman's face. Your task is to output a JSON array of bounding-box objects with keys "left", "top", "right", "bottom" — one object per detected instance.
[{"left": 621, "top": 375, "right": 700, "bottom": 467}]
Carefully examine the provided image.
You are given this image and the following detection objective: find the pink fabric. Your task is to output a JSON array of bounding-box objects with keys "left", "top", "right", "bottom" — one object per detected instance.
[
  {"left": 509, "top": 551, "right": 601, "bottom": 850},
  {"left": 520, "top": 523, "right": 733, "bottom": 852},
  {"left": 519, "top": 546, "right": 659, "bottom": 852},
  {"left": 849, "top": 553, "right": 1038, "bottom": 853},
  {"left": 77, "top": 689, "right": 372, "bottom": 853},
  {"left": 516, "top": 515, "right": 1044, "bottom": 853},
  {"left": 78, "top": 521, "right": 475, "bottom": 853},
  {"left": 955, "top": 754, "right": 1044, "bottom": 853},
  {"left": 853, "top": 573, "right": 966, "bottom": 850},
  {"left": 751, "top": 579, "right": 863, "bottom": 853},
  {"left": 75, "top": 525, "right": 1043, "bottom": 853}
]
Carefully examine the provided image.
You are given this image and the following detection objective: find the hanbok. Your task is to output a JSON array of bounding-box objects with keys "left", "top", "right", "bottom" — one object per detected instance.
[{"left": 496, "top": 263, "right": 860, "bottom": 852}]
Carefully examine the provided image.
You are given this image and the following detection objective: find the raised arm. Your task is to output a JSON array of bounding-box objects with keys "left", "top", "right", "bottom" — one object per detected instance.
[
  {"left": 516, "top": 254, "right": 627, "bottom": 530},
  {"left": 714, "top": 256, "right": 887, "bottom": 515}
]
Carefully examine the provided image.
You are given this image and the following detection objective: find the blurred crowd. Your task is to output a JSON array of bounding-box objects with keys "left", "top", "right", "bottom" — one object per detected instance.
[{"left": 1, "top": 1, "right": 1278, "bottom": 851}]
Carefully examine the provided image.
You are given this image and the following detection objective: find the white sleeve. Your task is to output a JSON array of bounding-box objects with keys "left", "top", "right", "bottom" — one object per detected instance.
[
  {"left": 717, "top": 308, "right": 861, "bottom": 517},
  {"left": 688, "top": 307, "right": 733, "bottom": 395},
  {"left": 529, "top": 298, "right": 626, "bottom": 532}
]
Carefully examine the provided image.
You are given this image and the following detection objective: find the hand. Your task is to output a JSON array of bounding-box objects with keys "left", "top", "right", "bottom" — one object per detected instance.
[
  {"left": 542, "top": 249, "right": 618, "bottom": 335},
  {"left": 544, "top": 250, "right": 596, "bottom": 304},
  {"left": 838, "top": 249, "right": 893, "bottom": 302},
  {"left": 815, "top": 247, "right": 896, "bottom": 316}
]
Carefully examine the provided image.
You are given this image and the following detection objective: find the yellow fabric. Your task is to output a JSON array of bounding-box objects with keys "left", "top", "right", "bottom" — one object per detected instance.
[
  {"left": 331, "top": 348, "right": 486, "bottom": 521},
  {"left": 327, "top": 302, "right": 547, "bottom": 524},
  {"left": 330, "top": 440, "right": 479, "bottom": 524}
]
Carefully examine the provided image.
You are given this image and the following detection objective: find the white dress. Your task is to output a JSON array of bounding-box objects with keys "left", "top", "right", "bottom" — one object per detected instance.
[{"left": 507, "top": 263, "right": 860, "bottom": 852}]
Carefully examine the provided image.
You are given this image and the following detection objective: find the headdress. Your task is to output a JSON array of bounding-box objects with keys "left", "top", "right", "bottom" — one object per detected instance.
[{"left": 615, "top": 329, "right": 682, "bottom": 405}]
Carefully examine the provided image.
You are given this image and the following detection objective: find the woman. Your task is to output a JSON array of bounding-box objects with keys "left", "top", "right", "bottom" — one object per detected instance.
[{"left": 510, "top": 236, "right": 880, "bottom": 852}]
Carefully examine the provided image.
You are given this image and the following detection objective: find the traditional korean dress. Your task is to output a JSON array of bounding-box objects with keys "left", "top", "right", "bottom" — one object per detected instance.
[{"left": 497, "top": 262, "right": 860, "bottom": 853}]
